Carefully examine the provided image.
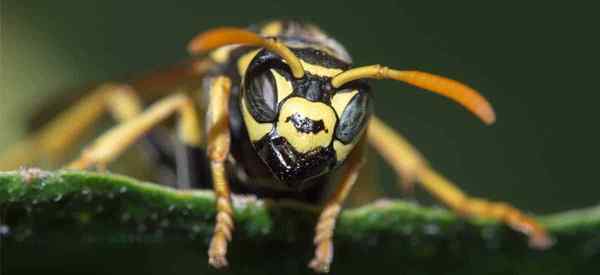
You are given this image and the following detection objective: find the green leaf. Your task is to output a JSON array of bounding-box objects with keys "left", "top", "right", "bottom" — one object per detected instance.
[{"left": 1, "top": 170, "right": 599, "bottom": 275}]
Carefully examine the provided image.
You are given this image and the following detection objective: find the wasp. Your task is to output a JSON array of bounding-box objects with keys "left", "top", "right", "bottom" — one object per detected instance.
[{"left": 0, "top": 20, "right": 552, "bottom": 273}]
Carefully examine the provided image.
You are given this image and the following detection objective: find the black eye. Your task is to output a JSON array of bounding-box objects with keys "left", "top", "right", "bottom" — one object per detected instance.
[
  {"left": 336, "top": 93, "right": 372, "bottom": 143},
  {"left": 244, "top": 71, "right": 278, "bottom": 123}
]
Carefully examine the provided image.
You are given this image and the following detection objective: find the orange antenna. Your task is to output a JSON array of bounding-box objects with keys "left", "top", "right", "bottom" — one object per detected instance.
[
  {"left": 331, "top": 65, "right": 495, "bottom": 125},
  {"left": 187, "top": 27, "right": 305, "bottom": 78}
]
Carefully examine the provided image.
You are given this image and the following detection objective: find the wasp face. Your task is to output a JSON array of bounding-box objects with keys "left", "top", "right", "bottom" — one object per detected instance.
[{"left": 240, "top": 50, "right": 372, "bottom": 188}]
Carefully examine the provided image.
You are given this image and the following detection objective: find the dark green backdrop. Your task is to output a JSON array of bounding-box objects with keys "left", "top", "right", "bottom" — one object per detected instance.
[
  {"left": 2, "top": 1, "right": 600, "bottom": 274},
  {"left": 3, "top": 1, "right": 598, "bottom": 212}
]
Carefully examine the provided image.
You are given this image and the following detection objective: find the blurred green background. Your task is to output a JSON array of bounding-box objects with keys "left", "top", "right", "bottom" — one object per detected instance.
[
  {"left": 3, "top": 1, "right": 600, "bottom": 274},
  {"left": 2, "top": 2, "right": 599, "bottom": 213}
]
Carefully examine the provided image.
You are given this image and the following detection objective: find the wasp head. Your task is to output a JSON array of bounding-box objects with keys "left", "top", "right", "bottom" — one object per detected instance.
[{"left": 240, "top": 49, "right": 373, "bottom": 188}]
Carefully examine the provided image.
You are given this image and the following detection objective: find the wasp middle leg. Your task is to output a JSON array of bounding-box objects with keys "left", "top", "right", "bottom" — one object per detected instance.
[{"left": 66, "top": 93, "right": 202, "bottom": 170}]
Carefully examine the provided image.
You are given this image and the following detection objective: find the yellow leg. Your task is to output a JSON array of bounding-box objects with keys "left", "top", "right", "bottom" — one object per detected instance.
[
  {"left": 367, "top": 116, "right": 553, "bottom": 248},
  {"left": 367, "top": 116, "right": 426, "bottom": 194},
  {"left": 0, "top": 57, "right": 216, "bottom": 171},
  {"left": 66, "top": 93, "right": 202, "bottom": 170},
  {"left": 309, "top": 140, "right": 366, "bottom": 273},
  {"left": 0, "top": 84, "right": 143, "bottom": 170},
  {"left": 203, "top": 76, "right": 235, "bottom": 268}
]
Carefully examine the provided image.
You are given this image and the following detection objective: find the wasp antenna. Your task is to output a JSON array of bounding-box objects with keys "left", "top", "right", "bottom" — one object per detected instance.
[
  {"left": 331, "top": 65, "right": 496, "bottom": 125},
  {"left": 187, "top": 27, "right": 305, "bottom": 78}
]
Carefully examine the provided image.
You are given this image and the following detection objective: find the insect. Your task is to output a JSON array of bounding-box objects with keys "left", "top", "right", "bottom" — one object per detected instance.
[{"left": 0, "top": 20, "right": 552, "bottom": 273}]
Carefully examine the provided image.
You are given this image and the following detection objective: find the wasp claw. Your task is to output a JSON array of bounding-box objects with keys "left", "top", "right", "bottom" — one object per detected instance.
[
  {"left": 529, "top": 234, "right": 555, "bottom": 250},
  {"left": 309, "top": 258, "right": 331, "bottom": 274},
  {"left": 208, "top": 255, "right": 228, "bottom": 269},
  {"left": 208, "top": 232, "right": 230, "bottom": 269},
  {"left": 309, "top": 239, "right": 333, "bottom": 273}
]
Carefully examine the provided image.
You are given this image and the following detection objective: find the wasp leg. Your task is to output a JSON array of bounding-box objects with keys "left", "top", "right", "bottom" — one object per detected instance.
[
  {"left": 0, "top": 84, "right": 144, "bottom": 170},
  {"left": 366, "top": 117, "right": 425, "bottom": 196},
  {"left": 66, "top": 93, "right": 202, "bottom": 170},
  {"left": 0, "top": 57, "right": 215, "bottom": 171},
  {"left": 367, "top": 116, "right": 553, "bottom": 249},
  {"left": 310, "top": 140, "right": 366, "bottom": 273},
  {"left": 203, "top": 76, "right": 234, "bottom": 269}
]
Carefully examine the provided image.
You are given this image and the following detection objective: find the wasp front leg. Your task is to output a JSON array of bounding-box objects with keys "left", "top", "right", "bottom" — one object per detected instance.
[
  {"left": 310, "top": 140, "right": 366, "bottom": 273},
  {"left": 367, "top": 116, "right": 553, "bottom": 248},
  {"left": 204, "top": 76, "right": 235, "bottom": 268}
]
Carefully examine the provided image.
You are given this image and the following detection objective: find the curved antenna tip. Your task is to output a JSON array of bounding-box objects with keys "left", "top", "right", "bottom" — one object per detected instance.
[
  {"left": 331, "top": 66, "right": 496, "bottom": 125},
  {"left": 477, "top": 102, "right": 496, "bottom": 125}
]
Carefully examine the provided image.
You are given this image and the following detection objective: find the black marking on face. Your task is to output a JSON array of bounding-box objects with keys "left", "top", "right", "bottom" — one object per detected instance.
[
  {"left": 304, "top": 78, "right": 325, "bottom": 102},
  {"left": 254, "top": 134, "right": 336, "bottom": 188},
  {"left": 336, "top": 91, "right": 373, "bottom": 144},
  {"left": 306, "top": 80, "right": 322, "bottom": 102},
  {"left": 285, "top": 112, "right": 328, "bottom": 135},
  {"left": 292, "top": 74, "right": 335, "bottom": 103}
]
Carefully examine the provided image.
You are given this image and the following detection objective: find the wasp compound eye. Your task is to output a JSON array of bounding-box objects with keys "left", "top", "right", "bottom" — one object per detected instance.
[
  {"left": 245, "top": 70, "right": 278, "bottom": 122},
  {"left": 335, "top": 92, "right": 372, "bottom": 144}
]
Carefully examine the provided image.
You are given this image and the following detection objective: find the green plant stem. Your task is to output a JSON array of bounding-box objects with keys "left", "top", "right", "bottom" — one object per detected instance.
[{"left": 1, "top": 170, "right": 599, "bottom": 275}]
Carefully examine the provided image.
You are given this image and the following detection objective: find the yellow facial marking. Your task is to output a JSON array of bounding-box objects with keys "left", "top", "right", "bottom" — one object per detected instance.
[
  {"left": 333, "top": 140, "right": 355, "bottom": 161},
  {"left": 276, "top": 97, "right": 336, "bottom": 153},
  {"left": 271, "top": 69, "right": 293, "bottom": 103},
  {"left": 210, "top": 45, "right": 239, "bottom": 64},
  {"left": 241, "top": 97, "right": 273, "bottom": 142},
  {"left": 300, "top": 60, "right": 343, "bottom": 77},
  {"left": 331, "top": 89, "right": 358, "bottom": 116},
  {"left": 260, "top": 21, "right": 283, "bottom": 37},
  {"left": 237, "top": 49, "right": 262, "bottom": 77}
]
